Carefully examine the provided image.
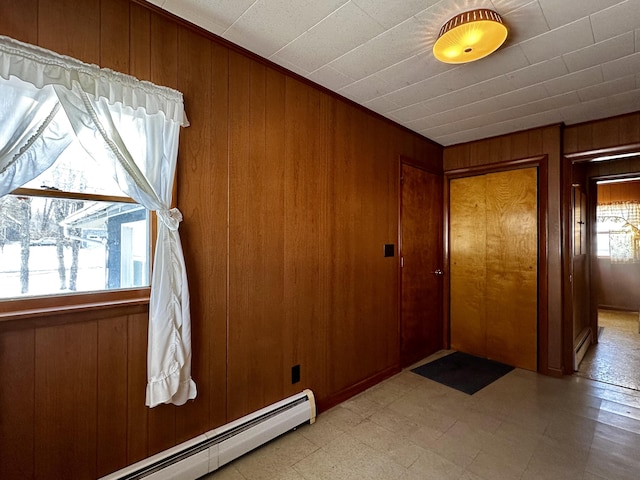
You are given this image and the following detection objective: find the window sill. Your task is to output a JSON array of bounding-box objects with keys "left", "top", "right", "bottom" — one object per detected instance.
[{"left": 0, "top": 289, "right": 150, "bottom": 331}]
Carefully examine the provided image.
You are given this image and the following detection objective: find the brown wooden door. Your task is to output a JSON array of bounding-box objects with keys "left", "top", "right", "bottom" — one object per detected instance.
[
  {"left": 400, "top": 163, "right": 443, "bottom": 367},
  {"left": 450, "top": 168, "right": 538, "bottom": 371}
]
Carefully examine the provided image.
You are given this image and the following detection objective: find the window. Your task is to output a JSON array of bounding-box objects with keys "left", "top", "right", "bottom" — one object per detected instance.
[
  {"left": 0, "top": 143, "right": 150, "bottom": 299},
  {"left": 596, "top": 202, "right": 640, "bottom": 263},
  {"left": 0, "top": 34, "right": 195, "bottom": 407}
]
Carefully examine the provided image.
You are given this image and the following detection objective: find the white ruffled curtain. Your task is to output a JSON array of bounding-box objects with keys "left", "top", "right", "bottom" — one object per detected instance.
[{"left": 0, "top": 35, "right": 196, "bottom": 407}]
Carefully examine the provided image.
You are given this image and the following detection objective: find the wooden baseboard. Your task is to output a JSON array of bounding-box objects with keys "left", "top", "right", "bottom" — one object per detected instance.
[{"left": 316, "top": 365, "right": 400, "bottom": 413}]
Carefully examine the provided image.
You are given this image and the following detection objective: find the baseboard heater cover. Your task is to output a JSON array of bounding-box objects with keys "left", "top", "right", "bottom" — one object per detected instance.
[
  {"left": 574, "top": 328, "right": 592, "bottom": 371},
  {"left": 100, "top": 389, "right": 316, "bottom": 480}
]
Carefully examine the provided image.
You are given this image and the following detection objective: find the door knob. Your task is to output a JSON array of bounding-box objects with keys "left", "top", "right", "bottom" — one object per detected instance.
[{"left": 433, "top": 269, "right": 444, "bottom": 276}]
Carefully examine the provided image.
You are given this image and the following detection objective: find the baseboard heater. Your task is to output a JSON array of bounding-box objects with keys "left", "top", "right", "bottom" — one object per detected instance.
[
  {"left": 100, "top": 389, "right": 316, "bottom": 480},
  {"left": 574, "top": 328, "right": 592, "bottom": 371}
]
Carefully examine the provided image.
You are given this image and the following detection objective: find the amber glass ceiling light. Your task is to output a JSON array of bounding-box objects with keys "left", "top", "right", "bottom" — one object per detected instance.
[{"left": 433, "top": 9, "right": 508, "bottom": 64}]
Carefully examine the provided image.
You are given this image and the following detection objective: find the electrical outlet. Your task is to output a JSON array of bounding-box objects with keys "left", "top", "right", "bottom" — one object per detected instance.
[{"left": 291, "top": 364, "right": 300, "bottom": 384}]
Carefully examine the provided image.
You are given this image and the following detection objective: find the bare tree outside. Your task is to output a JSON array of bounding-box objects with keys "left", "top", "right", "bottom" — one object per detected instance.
[{"left": 18, "top": 197, "right": 31, "bottom": 294}]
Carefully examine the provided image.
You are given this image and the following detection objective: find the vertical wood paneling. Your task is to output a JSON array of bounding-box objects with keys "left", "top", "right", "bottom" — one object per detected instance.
[
  {"left": 228, "top": 52, "right": 287, "bottom": 420},
  {"left": 0, "top": 329, "right": 35, "bottom": 480},
  {"left": 127, "top": 313, "right": 149, "bottom": 464},
  {"left": 175, "top": 27, "right": 215, "bottom": 442},
  {"left": 598, "top": 180, "right": 640, "bottom": 203},
  {"left": 543, "top": 127, "right": 562, "bottom": 373},
  {"left": 564, "top": 112, "right": 640, "bottom": 154},
  {"left": 37, "top": 0, "right": 100, "bottom": 64},
  {"left": 129, "top": 2, "right": 151, "bottom": 82},
  {"left": 283, "top": 78, "right": 328, "bottom": 400},
  {"left": 327, "top": 99, "right": 361, "bottom": 393},
  {"left": 325, "top": 101, "right": 399, "bottom": 394},
  {"left": 35, "top": 322, "right": 98, "bottom": 480},
  {"left": 150, "top": 12, "right": 178, "bottom": 89},
  {"left": 207, "top": 41, "right": 230, "bottom": 430},
  {"left": 619, "top": 114, "right": 640, "bottom": 145},
  {"left": 100, "top": 0, "right": 130, "bottom": 72},
  {"left": 97, "top": 316, "right": 128, "bottom": 477},
  {"left": 0, "top": 0, "right": 37, "bottom": 43}
]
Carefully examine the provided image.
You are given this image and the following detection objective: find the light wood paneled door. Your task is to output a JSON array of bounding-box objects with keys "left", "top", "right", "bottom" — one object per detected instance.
[
  {"left": 450, "top": 167, "right": 538, "bottom": 371},
  {"left": 400, "top": 163, "right": 443, "bottom": 367}
]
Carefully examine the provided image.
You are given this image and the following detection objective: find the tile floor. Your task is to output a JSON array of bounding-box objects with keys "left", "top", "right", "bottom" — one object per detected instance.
[
  {"left": 576, "top": 309, "right": 640, "bottom": 391},
  {"left": 204, "top": 350, "right": 640, "bottom": 480}
]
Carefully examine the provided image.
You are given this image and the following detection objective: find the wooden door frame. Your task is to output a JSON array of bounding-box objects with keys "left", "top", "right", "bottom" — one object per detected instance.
[
  {"left": 444, "top": 156, "right": 549, "bottom": 373},
  {"left": 398, "top": 156, "right": 444, "bottom": 367}
]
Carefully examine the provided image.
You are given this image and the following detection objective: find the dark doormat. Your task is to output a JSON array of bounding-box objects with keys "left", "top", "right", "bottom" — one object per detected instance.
[{"left": 411, "top": 351, "right": 514, "bottom": 395}]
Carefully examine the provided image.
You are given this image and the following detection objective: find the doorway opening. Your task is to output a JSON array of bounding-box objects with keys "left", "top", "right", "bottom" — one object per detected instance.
[{"left": 571, "top": 164, "right": 640, "bottom": 391}]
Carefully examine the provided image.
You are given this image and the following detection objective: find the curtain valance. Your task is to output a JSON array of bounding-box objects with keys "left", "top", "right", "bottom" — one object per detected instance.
[
  {"left": 0, "top": 35, "right": 188, "bottom": 126},
  {"left": 0, "top": 35, "right": 196, "bottom": 408}
]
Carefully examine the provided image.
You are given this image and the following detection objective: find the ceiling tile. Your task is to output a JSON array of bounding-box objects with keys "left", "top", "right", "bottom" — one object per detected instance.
[
  {"left": 452, "top": 44, "right": 530, "bottom": 84},
  {"left": 602, "top": 51, "right": 640, "bottom": 81},
  {"left": 362, "top": 96, "right": 402, "bottom": 115},
  {"left": 374, "top": 51, "right": 451, "bottom": 92},
  {"left": 351, "top": 0, "right": 440, "bottom": 29},
  {"left": 538, "top": 0, "right": 624, "bottom": 30},
  {"left": 387, "top": 101, "right": 437, "bottom": 123},
  {"left": 591, "top": 1, "right": 640, "bottom": 43},
  {"left": 543, "top": 66, "right": 604, "bottom": 96},
  {"left": 562, "top": 32, "right": 634, "bottom": 73},
  {"left": 306, "top": 65, "right": 354, "bottom": 91},
  {"left": 337, "top": 75, "right": 393, "bottom": 102},
  {"left": 326, "top": 17, "right": 430, "bottom": 81},
  {"left": 577, "top": 75, "right": 636, "bottom": 102},
  {"left": 487, "top": 84, "right": 550, "bottom": 111},
  {"left": 504, "top": 56, "right": 568, "bottom": 90},
  {"left": 381, "top": 67, "right": 475, "bottom": 108},
  {"left": 162, "top": 0, "right": 256, "bottom": 35},
  {"left": 223, "top": 0, "right": 349, "bottom": 58},
  {"left": 270, "top": 2, "right": 385, "bottom": 73},
  {"left": 520, "top": 17, "right": 595, "bottom": 64},
  {"left": 500, "top": 1, "right": 550, "bottom": 44},
  {"left": 421, "top": 76, "right": 516, "bottom": 118}
]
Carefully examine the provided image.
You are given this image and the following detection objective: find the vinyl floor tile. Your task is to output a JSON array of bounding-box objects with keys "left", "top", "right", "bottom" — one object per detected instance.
[{"left": 203, "top": 349, "right": 640, "bottom": 480}]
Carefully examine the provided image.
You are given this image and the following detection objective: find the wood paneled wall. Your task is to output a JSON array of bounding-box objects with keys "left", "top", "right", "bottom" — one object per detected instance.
[
  {"left": 443, "top": 126, "right": 563, "bottom": 375},
  {"left": 598, "top": 180, "right": 640, "bottom": 203},
  {"left": 0, "top": 0, "right": 441, "bottom": 478},
  {"left": 564, "top": 112, "right": 640, "bottom": 155}
]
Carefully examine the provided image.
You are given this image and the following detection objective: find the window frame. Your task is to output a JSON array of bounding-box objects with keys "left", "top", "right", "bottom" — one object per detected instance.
[{"left": 0, "top": 186, "right": 155, "bottom": 319}]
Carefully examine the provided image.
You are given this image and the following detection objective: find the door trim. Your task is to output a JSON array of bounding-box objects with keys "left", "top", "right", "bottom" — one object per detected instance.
[{"left": 444, "top": 155, "right": 549, "bottom": 374}]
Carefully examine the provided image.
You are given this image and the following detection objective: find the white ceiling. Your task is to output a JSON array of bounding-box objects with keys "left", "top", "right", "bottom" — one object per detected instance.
[{"left": 147, "top": 0, "right": 640, "bottom": 146}]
